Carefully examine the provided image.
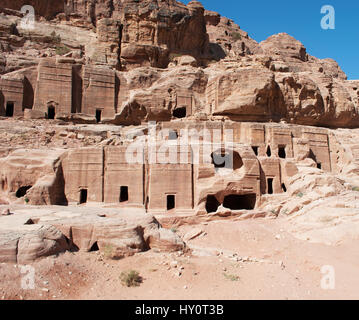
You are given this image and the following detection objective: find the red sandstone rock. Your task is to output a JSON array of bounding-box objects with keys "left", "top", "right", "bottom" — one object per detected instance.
[
  {"left": 0, "top": 224, "right": 69, "bottom": 264},
  {"left": 0, "top": 2, "right": 357, "bottom": 127},
  {"left": 0, "top": 0, "right": 359, "bottom": 267},
  {"left": 0, "top": 208, "right": 185, "bottom": 262}
]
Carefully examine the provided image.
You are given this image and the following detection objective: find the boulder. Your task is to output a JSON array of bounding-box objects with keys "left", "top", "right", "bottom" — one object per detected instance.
[
  {"left": 0, "top": 149, "right": 67, "bottom": 205},
  {"left": 0, "top": 207, "right": 185, "bottom": 262},
  {"left": 0, "top": 225, "right": 69, "bottom": 264},
  {"left": 23, "top": 109, "right": 45, "bottom": 120},
  {"left": 211, "top": 67, "right": 286, "bottom": 121}
]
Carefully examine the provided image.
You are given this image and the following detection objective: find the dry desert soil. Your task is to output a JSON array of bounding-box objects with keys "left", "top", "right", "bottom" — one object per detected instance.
[{"left": 1, "top": 215, "right": 358, "bottom": 300}]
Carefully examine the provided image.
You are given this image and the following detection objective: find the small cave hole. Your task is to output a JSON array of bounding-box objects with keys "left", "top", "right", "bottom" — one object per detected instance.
[
  {"left": 223, "top": 194, "right": 256, "bottom": 210},
  {"left": 173, "top": 107, "right": 186, "bottom": 119},
  {"left": 205, "top": 195, "right": 220, "bottom": 213},
  {"left": 16, "top": 186, "right": 32, "bottom": 198},
  {"left": 252, "top": 146, "right": 259, "bottom": 156},
  {"left": 266, "top": 146, "right": 272, "bottom": 157}
]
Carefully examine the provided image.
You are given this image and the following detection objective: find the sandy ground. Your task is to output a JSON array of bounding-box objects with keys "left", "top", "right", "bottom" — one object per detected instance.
[{"left": 1, "top": 217, "right": 358, "bottom": 300}]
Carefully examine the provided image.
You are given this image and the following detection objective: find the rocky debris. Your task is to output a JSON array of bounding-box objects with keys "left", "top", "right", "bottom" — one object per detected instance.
[
  {"left": 146, "top": 227, "right": 185, "bottom": 253},
  {"left": 213, "top": 206, "right": 232, "bottom": 217},
  {"left": 0, "top": 120, "right": 109, "bottom": 150},
  {"left": 1, "top": 208, "right": 10, "bottom": 216},
  {"left": 187, "top": 244, "right": 220, "bottom": 257},
  {"left": 286, "top": 192, "right": 359, "bottom": 245},
  {"left": 259, "top": 165, "right": 348, "bottom": 217},
  {"left": 55, "top": 114, "right": 97, "bottom": 124},
  {"left": 288, "top": 168, "right": 346, "bottom": 200}
]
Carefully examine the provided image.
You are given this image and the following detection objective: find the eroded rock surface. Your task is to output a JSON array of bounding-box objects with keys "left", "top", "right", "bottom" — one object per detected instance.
[
  {"left": 0, "top": 1, "right": 357, "bottom": 127},
  {"left": 0, "top": 207, "right": 184, "bottom": 262},
  {"left": 0, "top": 1, "right": 359, "bottom": 264}
]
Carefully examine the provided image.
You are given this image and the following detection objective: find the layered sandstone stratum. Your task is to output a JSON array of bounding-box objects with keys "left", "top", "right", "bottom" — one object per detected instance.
[{"left": 0, "top": 0, "right": 359, "bottom": 275}]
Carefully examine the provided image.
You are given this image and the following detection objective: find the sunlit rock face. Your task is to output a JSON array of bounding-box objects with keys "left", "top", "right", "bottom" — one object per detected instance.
[{"left": 1, "top": 0, "right": 359, "bottom": 264}]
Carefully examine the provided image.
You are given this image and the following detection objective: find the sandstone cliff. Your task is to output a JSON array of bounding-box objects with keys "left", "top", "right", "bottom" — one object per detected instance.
[
  {"left": 0, "top": 1, "right": 357, "bottom": 128},
  {"left": 1, "top": 1, "right": 359, "bottom": 265}
]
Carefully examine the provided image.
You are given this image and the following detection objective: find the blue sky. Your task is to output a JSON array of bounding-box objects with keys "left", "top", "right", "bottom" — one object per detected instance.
[{"left": 182, "top": 0, "right": 358, "bottom": 80}]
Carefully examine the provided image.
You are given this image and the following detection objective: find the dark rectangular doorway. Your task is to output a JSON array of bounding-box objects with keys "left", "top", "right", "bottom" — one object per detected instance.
[
  {"left": 6, "top": 102, "right": 14, "bottom": 117},
  {"left": 79, "top": 189, "right": 87, "bottom": 204},
  {"left": 167, "top": 194, "right": 175, "bottom": 211},
  {"left": 47, "top": 106, "right": 55, "bottom": 119},
  {"left": 120, "top": 186, "right": 128, "bottom": 202},
  {"left": 267, "top": 178, "right": 274, "bottom": 195},
  {"left": 96, "top": 109, "right": 102, "bottom": 123},
  {"left": 278, "top": 146, "right": 286, "bottom": 159}
]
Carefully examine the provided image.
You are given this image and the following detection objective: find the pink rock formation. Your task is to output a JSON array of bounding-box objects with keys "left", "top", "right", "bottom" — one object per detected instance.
[
  {"left": 0, "top": 0, "right": 359, "bottom": 264},
  {"left": 0, "top": 1, "right": 357, "bottom": 127},
  {"left": 0, "top": 208, "right": 184, "bottom": 263}
]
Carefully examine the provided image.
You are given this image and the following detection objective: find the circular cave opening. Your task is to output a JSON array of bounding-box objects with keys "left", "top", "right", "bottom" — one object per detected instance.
[
  {"left": 15, "top": 186, "right": 32, "bottom": 198},
  {"left": 223, "top": 194, "right": 256, "bottom": 210}
]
